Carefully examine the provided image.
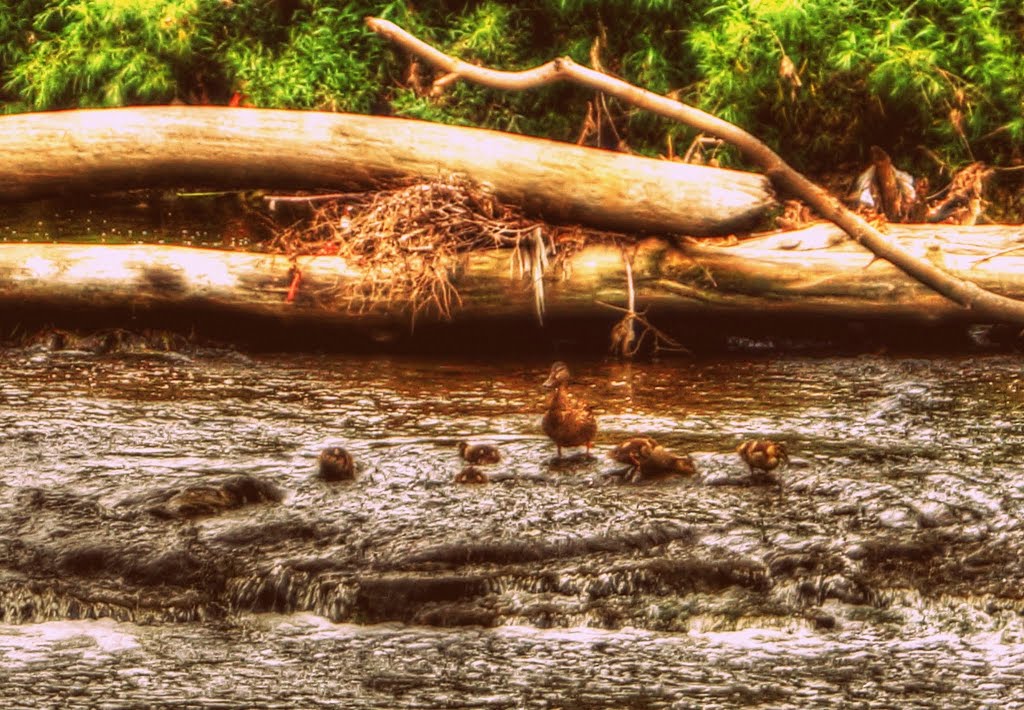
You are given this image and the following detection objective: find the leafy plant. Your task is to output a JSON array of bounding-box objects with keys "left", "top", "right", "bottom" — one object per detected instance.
[
  {"left": 1, "top": 0, "right": 1022, "bottom": 170},
  {"left": 5, "top": 0, "right": 214, "bottom": 108}
]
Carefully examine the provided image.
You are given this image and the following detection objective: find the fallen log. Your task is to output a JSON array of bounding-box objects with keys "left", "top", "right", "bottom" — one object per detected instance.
[
  {"left": 366, "top": 16, "right": 1024, "bottom": 326},
  {"left": 670, "top": 223, "right": 1024, "bottom": 319},
  {"left": 4, "top": 224, "right": 1024, "bottom": 334},
  {"left": 0, "top": 107, "right": 772, "bottom": 236}
]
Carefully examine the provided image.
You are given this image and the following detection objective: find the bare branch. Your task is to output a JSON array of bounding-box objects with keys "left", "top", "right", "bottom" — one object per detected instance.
[{"left": 366, "top": 16, "right": 1024, "bottom": 324}]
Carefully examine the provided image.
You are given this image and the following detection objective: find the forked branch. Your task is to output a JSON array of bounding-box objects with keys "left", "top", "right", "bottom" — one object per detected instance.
[{"left": 367, "top": 16, "right": 1024, "bottom": 324}]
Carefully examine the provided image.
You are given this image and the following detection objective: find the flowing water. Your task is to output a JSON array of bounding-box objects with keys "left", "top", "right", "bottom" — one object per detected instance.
[{"left": 2, "top": 343, "right": 1024, "bottom": 707}]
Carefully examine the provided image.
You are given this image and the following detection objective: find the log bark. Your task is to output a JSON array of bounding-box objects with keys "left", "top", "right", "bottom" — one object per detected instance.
[
  {"left": 4, "top": 225, "right": 1024, "bottom": 329},
  {"left": 0, "top": 106, "right": 773, "bottom": 236}
]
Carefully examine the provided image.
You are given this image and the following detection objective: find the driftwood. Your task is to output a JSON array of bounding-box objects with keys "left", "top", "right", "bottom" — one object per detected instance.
[
  {"left": 4, "top": 226, "right": 1024, "bottom": 329},
  {"left": 0, "top": 106, "right": 772, "bottom": 236},
  {"left": 366, "top": 17, "right": 1024, "bottom": 325}
]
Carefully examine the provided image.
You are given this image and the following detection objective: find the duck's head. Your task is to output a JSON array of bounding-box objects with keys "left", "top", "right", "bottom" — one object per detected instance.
[
  {"left": 770, "top": 441, "right": 789, "bottom": 464},
  {"left": 636, "top": 441, "right": 656, "bottom": 463},
  {"left": 543, "top": 361, "right": 571, "bottom": 389},
  {"left": 321, "top": 446, "right": 351, "bottom": 464},
  {"left": 669, "top": 453, "right": 696, "bottom": 475}
]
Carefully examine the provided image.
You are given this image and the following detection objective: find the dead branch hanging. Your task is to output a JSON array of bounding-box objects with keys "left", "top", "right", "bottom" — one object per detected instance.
[
  {"left": 366, "top": 16, "right": 1024, "bottom": 325},
  {"left": 603, "top": 248, "right": 689, "bottom": 358}
]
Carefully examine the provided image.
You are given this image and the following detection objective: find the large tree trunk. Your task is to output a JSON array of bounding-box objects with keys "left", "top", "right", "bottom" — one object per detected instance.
[
  {"left": 0, "top": 107, "right": 773, "bottom": 236},
  {"left": 4, "top": 224, "right": 1024, "bottom": 331}
]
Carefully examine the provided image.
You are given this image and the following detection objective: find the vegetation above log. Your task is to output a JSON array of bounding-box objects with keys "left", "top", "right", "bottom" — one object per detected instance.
[
  {"left": 3, "top": 1, "right": 1022, "bottom": 172},
  {"left": 0, "top": 107, "right": 772, "bottom": 236}
]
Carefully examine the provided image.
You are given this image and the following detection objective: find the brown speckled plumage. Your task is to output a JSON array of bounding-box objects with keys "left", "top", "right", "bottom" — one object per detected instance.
[
  {"left": 318, "top": 446, "right": 355, "bottom": 481},
  {"left": 453, "top": 465, "right": 488, "bottom": 484},
  {"left": 458, "top": 441, "right": 501, "bottom": 465},
  {"left": 541, "top": 362, "right": 597, "bottom": 458},
  {"left": 737, "top": 439, "right": 789, "bottom": 477}
]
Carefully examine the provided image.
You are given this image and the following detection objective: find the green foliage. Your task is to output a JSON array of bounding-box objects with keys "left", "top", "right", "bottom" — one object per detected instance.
[
  {"left": 688, "top": 0, "right": 1024, "bottom": 167},
  {"left": 1, "top": 0, "right": 1023, "bottom": 169},
  {"left": 5, "top": 0, "right": 211, "bottom": 108},
  {"left": 219, "top": 1, "right": 411, "bottom": 112}
]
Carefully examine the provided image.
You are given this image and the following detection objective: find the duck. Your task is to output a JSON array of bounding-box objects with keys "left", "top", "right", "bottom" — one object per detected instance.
[
  {"left": 630, "top": 442, "right": 697, "bottom": 482},
  {"left": 318, "top": 446, "right": 355, "bottom": 481},
  {"left": 453, "top": 465, "right": 488, "bottom": 484},
  {"left": 149, "top": 475, "right": 284, "bottom": 519},
  {"left": 458, "top": 441, "right": 501, "bottom": 465},
  {"left": 541, "top": 361, "right": 597, "bottom": 458},
  {"left": 609, "top": 436, "right": 659, "bottom": 467},
  {"left": 736, "top": 439, "right": 789, "bottom": 479}
]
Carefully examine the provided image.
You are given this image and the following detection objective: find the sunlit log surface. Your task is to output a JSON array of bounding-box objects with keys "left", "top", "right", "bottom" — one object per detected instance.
[
  {"left": 0, "top": 107, "right": 773, "bottom": 236},
  {"left": 4, "top": 223, "right": 1024, "bottom": 333}
]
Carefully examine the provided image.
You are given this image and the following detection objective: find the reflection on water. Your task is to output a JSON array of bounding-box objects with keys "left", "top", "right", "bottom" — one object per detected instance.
[
  {"left": 0, "top": 192, "right": 269, "bottom": 248},
  {"left": 2, "top": 346, "right": 1024, "bottom": 706}
]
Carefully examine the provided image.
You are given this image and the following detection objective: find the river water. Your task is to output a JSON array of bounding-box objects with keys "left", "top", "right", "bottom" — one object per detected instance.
[{"left": 2, "top": 342, "right": 1024, "bottom": 707}]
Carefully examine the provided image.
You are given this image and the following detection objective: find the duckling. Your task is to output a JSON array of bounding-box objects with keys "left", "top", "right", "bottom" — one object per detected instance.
[
  {"left": 318, "top": 446, "right": 355, "bottom": 481},
  {"left": 609, "top": 436, "right": 659, "bottom": 466},
  {"left": 631, "top": 443, "right": 697, "bottom": 482},
  {"left": 149, "top": 475, "right": 284, "bottom": 519},
  {"left": 453, "top": 465, "right": 488, "bottom": 484},
  {"left": 541, "top": 361, "right": 597, "bottom": 458},
  {"left": 736, "top": 439, "right": 789, "bottom": 479},
  {"left": 458, "top": 441, "right": 501, "bottom": 465}
]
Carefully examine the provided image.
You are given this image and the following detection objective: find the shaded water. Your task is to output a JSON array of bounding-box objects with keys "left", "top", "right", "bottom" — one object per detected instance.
[
  {"left": 2, "top": 345, "right": 1024, "bottom": 706},
  {"left": 0, "top": 193, "right": 269, "bottom": 248}
]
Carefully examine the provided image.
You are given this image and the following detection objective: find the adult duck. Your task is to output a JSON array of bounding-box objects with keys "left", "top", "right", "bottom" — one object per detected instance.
[{"left": 541, "top": 361, "right": 597, "bottom": 458}]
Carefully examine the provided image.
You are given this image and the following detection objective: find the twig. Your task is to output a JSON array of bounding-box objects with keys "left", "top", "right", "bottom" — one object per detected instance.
[
  {"left": 263, "top": 193, "right": 352, "bottom": 203},
  {"left": 625, "top": 250, "right": 636, "bottom": 314},
  {"left": 609, "top": 249, "right": 637, "bottom": 357},
  {"left": 969, "top": 244, "right": 1024, "bottom": 269},
  {"left": 366, "top": 16, "right": 1024, "bottom": 325},
  {"left": 606, "top": 246, "right": 690, "bottom": 357},
  {"left": 597, "top": 299, "right": 690, "bottom": 356}
]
